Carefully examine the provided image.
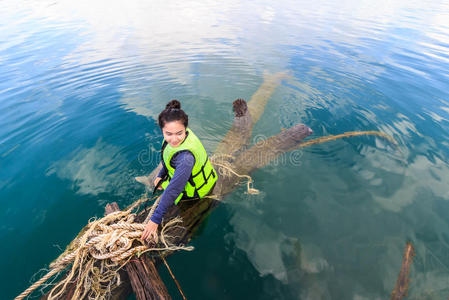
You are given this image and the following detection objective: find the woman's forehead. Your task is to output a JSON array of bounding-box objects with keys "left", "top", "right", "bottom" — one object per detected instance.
[{"left": 163, "top": 121, "right": 185, "bottom": 133}]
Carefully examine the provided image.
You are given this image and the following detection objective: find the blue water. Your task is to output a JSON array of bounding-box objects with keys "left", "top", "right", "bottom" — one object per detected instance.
[{"left": 2, "top": 0, "right": 449, "bottom": 299}]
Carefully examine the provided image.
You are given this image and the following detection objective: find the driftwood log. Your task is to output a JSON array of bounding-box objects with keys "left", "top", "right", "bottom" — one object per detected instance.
[
  {"left": 41, "top": 72, "right": 312, "bottom": 299},
  {"left": 390, "top": 242, "right": 415, "bottom": 300}
]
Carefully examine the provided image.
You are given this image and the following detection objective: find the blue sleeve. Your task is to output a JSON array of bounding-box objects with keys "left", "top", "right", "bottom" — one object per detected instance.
[
  {"left": 157, "top": 164, "right": 167, "bottom": 178},
  {"left": 150, "top": 151, "right": 195, "bottom": 224}
]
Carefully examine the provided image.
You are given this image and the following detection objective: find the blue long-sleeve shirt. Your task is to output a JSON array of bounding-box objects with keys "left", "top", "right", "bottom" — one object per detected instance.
[{"left": 150, "top": 151, "right": 195, "bottom": 224}]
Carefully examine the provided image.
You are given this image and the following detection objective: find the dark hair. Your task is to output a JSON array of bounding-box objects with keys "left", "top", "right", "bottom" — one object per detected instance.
[{"left": 158, "top": 99, "right": 189, "bottom": 128}]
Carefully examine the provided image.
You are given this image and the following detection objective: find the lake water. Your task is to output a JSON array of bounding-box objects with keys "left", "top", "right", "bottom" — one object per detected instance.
[{"left": 2, "top": 0, "right": 449, "bottom": 299}]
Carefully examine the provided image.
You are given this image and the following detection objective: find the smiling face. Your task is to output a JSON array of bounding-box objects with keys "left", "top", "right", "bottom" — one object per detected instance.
[{"left": 162, "top": 120, "right": 186, "bottom": 147}]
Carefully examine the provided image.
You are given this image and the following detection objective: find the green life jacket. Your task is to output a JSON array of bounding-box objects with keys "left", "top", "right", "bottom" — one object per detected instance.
[{"left": 160, "top": 128, "right": 217, "bottom": 205}]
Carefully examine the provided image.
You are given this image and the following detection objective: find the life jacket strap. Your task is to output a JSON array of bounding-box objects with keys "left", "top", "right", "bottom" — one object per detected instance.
[
  {"left": 194, "top": 168, "right": 216, "bottom": 192},
  {"left": 191, "top": 158, "right": 214, "bottom": 193}
]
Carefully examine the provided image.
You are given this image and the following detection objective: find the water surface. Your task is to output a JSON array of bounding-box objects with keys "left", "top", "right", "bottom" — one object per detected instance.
[{"left": 1, "top": 0, "right": 449, "bottom": 299}]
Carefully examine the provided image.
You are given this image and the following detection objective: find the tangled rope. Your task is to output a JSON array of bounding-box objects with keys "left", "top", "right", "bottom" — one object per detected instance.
[
  {"left": 210, "top": 154, "right": 260, "bottom": 195},
  {"left": 15, "top": 196, "right": 193, "bottom": 300}
]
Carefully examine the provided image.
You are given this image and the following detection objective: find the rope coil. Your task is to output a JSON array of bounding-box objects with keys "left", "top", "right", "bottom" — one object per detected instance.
[{"left": 15, "top": 196, "right": 193, "bottom": 300}]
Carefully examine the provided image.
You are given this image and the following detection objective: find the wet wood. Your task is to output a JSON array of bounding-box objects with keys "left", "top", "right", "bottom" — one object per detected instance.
[
  {"left": 40, "top": 274, "right": 131, "bottom": 300},
  {"left": 390, "top": 242, "right": 415, "bottom": 300},
  {"left": 215, "top": 72, "right": 288, "bottom": 157},
  {"left": 246, "top": 71, "right": 290, "bottom": 125},
  {"left": 233, "top": 123, "right": 312, "bottom": 174},
  {"left": 105, "top": 203, "right": 172, "bottom": 300},
  {"left": 212, "top": 127, "right": 312, "bottom": 197},
  {"left": 214, "top": 98, "right": 252, "bottom": 157}
]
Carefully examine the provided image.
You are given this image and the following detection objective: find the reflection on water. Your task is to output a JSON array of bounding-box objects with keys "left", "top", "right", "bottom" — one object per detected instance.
[
  {"left": 1, "top": 0, "right": 449, "bottom": 299},
  {"left": 46, "top": 138, "right": 131, "bottom": 200}
]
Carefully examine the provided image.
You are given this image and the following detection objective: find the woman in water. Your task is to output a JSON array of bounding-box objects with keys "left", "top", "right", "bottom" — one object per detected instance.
[{"left": 141, "top": 100, "right": 217, "bottom": 242}]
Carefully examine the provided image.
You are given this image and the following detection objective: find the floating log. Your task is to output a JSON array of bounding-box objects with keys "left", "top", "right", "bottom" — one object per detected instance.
[
  {"left": 214, "top": 98, "right": 252, "bottom": 157},
  {"left": 390, "top": 242, "right": 415, "bottom": 300}
]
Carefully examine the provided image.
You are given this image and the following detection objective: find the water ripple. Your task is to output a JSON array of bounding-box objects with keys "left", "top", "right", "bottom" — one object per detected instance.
[{"left": 2, "top": 0, "right": 449, "bottom": 299}]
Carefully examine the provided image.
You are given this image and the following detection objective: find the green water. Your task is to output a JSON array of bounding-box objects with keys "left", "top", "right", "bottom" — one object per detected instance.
[{"left": 2, "top": 0, "right": 449, "bottom": 299}]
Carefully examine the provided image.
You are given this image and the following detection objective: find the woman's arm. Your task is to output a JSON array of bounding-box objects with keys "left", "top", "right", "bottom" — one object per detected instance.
[
  {"left": 157, "top": 165, "right": 167, "bottom": 178},
  {"left": 142, "top": 151, "right": 195, "bottom": 242},
  {"left": 153, "top": 166, "right": 168, "bottom": 188}
]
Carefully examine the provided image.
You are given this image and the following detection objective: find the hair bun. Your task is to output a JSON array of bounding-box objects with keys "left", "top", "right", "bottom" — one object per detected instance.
[{"left": 166, "top": 99, "right": 181, "bottom": 110}]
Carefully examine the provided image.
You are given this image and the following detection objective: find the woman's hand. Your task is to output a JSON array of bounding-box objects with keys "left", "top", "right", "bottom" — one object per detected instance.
[
  {"left": 153, "top": 177, "right": 163, "bottom": 190},
  {"left": 141, "top": 220, "right": 159, "bottom": 243}
]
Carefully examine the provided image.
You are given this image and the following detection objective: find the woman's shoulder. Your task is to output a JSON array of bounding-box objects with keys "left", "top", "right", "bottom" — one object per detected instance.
[{"left": 172, "top": 150, "right": 195, "bottom": 167}]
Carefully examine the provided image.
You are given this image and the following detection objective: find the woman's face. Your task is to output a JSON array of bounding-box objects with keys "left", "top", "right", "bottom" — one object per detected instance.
[{"left": 162, "top": 121, "right": 186, "bottom": 148}]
